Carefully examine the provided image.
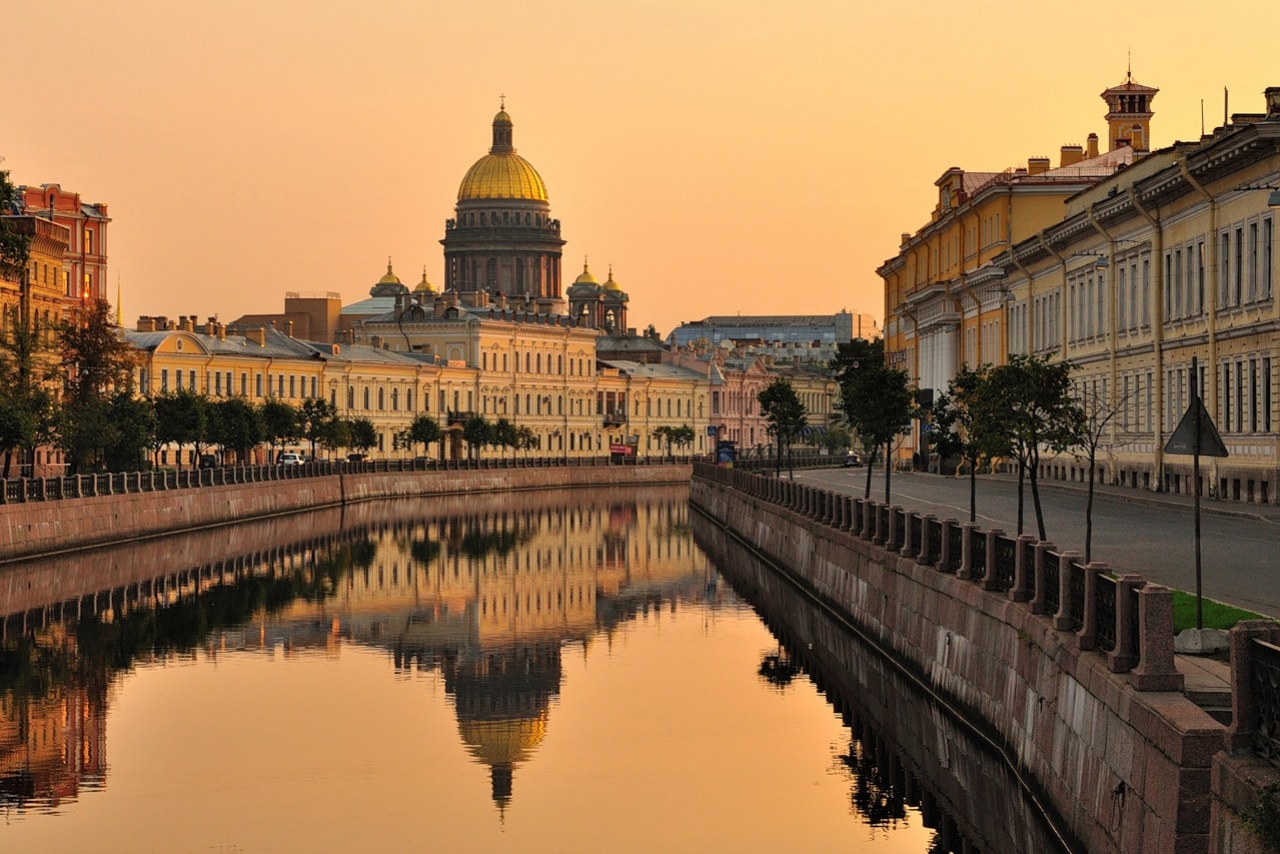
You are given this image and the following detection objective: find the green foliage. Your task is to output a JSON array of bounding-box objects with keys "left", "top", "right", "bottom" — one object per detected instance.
[
  {"left": 1242, "top": 782, "right": 1280, "bottom": 852},
  {"left": 820, "top": 424, "right": 853, "bottom": 455},
  {"left": 652, "top": 424, "right": 696, "bottom": 459},
  {"left": 407, "top": 414, "right": 443, "bottom": 454},
  {"left": 758, "top": 378, "right": 808, "bottom": 475},
  {"left": 102, "top": 392, "right": 156, "bottom": 471},
  {"left": 0, "top": 166, "right": 29, "bottom": 283},
  {"left": 833, "top": 338, "right": 916, "bottom": 500},
  {"left": 514, "top": 424, "right": 538, "bottom": 453},
  {"left": 1170, "top": 591, "right": 1263, "bottom": 632},
  {"left": 317, "top": 417, "right": 351, "bottom": 455},
  {"left": 298, "top": 397, "right": 337, "bottom": 458},
  {"left": 61, "top": 298, "right": 137, "bottom": 405},
  {"left": 260, "top": 399, "right": 300, "bottom": 455},
  {"left": 208, "top": 397, "right": 264, "bottom": 462},
  {"left": 154, "top": 388, "right": 209, "bottom": 470},
  {"left": 346, "top": 417, "right": 378, "bottom": 453},
  {"left": 462, "top": 414, "right": 491, "bottom": 458},
  {"left": 492, "top": 417, "right": 518, "bottom": 455}
]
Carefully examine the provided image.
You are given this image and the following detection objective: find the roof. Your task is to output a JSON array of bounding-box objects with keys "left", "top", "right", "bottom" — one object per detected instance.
[
  {"left": 124, "top": 324, "right": 319, "bottom": 360},
  {"left": 683, "top": 314, "right": 849, "bottom": 328},
  {"left": 596, "top": 335, "right": 665, "bottom": 353},
  {"left": 599, "top": 360, "right": 705, "bottom": 381}
]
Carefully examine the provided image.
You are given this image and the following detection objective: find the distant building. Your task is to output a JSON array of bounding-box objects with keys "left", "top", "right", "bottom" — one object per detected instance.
[
  {"left": 15, "top": 184, "right": 110, "bottom": 310},
  {"left": 667, "top": 310, "right": 878, "bottom": 365},
  {"left": 229, "top": 290, "right": 344, "bottom": 342}
]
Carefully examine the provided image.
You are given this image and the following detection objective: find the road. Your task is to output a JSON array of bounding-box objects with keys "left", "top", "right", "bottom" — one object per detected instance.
[{"left": 786, "top": 466, "right": 1280, "bottom": 618}]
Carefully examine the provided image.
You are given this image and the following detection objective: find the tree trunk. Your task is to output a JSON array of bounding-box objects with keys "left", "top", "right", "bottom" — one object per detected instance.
[
  {"left": 884, "top": 440, "right": 892, "bottom": 504},
  {"left": 1029, "top": 452, "right": 1047, "bottom": 541},
  {"left": 864, "top": 451, "right": 873, "bottom": 499},
  {"left": 1016, "top": 457, "right": 1025, "bottom": 535},
  {"left": 968, "top": 456, "right": 977, "bottom": 523},
  {"left": 1085, "top": 451, "right": 1096, "bottom": 563}
]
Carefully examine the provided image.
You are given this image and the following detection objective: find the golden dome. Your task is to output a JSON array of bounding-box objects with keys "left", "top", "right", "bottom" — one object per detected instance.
[
  {"left": 378, "top": 259, "right": 401, "bottom": 285},
  {"left": 602, "top": 265, "right": 620, "bottom": 291},
  {"left": 574, "top": 260, "right": 597, "bottom": 285},
  {"left": 458, "top": 153, "right": 548, "bottom": 202},
  {"left": 414, "top": 267, "right": 435, "bottom": 293},
  {"left": 457, "top": 105, "right": 549, "bottom": 202}
]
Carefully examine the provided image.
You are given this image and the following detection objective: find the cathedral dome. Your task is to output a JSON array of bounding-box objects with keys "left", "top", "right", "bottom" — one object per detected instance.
[
  {"left": 457, "top": 106, "right": 549, "bottom": 202},
  {"left": 602, "top": 265, "right": 621, "bottom": 292},
  {"left": 573, "top": 261, "right": 597, "bottom": 286}
]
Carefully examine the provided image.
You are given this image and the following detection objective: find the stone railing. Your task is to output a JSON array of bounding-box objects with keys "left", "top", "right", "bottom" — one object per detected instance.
[
  {"left": 0, "top": 455, "right": 688, "bottom": 506},
  {"left": 695, "top": 462, "right": 1181, "bottom": 688}
]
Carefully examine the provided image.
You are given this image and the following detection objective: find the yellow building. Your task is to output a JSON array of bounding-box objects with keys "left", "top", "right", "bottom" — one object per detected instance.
[
  {"left": 993, "top": 85, "right": 1280, "bottom": 503},
  {"left": 880, "top": 80, "right": 1149, "bottom": 466}
]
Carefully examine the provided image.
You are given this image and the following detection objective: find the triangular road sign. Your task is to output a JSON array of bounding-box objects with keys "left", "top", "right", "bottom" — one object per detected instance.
[{"left": 1164, "top": 398, "right": 1229, "bottom": 457}]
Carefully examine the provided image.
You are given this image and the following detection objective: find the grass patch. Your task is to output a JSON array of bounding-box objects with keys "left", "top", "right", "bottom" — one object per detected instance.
[{"left": 1171, "top": 590, "right": 1264, "bottom": 632}]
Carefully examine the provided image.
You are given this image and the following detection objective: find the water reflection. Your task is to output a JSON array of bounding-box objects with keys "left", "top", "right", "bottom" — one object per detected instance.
[
  {"left": 0, "top": 486, "right": 713, "bottom": 819},
  {"left": 693, "top": 513, "right": 1071, "bottom": 854}
]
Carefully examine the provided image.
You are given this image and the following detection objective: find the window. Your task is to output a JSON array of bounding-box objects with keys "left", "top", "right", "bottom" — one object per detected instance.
[
  {"left": 1266, "top": 357, "right": 1272, "bottom": 433},
  {"left": 1265, "top": 217, "right": 1274, "bottom": 300},
  {"left": 1223, "top": 364, "right": 1232, "bottom": 432},
  {"left": 348, "top": 387, "right": 355, "bottom": 409},
  {"left": 1236, "top": 227, "right": 1244, "bottom": 305},
  {"left": 190, "top": 370, "right": 197, "bottom": 390},
  {"left": 289, "top": 375, "right": 296, "bottom": 398},
  {"left": 1142, "top": 260, "right": 1150, "bottom": 326},
  {"left": 161, "top": 368, "right": 169, "bottom": 393},
  {"left": 1220, "top": 232, "right": 1231, "bottom": 307},
  {"left": 256, "top": 373, "right": 263, "bottom": 397},
  {"left": 310, "top": 377, "right": 317, "bottom": 398},
  {"left": 1197, "top": 242, "right": 1205, "bottom": 314},
  {"left": 277, "top": 375, "right": 284, "bottom": 397},
  {"left": 215, "top": 372, "right": 223, "bottom": 395},
  {"left": 377, "top": 388, "right": 385, "bottom": 410},
  {"left": 363, "top": 387, "right": 371, "bottom": 410},
  {"left": 1250, "top": 222, "right": 1259, "bottom": 302}
]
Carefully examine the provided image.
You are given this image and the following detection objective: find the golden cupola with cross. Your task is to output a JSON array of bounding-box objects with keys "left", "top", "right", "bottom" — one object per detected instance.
[{"left": 441, "top": 99, "right": 566, "bottom": 312}]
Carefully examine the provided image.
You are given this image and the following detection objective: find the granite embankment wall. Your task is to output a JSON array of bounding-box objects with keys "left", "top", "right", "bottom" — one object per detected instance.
[
  {"left": 691, "top": 475, "right": 1224, "bottom": 854},
  {"left": 0, "top": 465, "right": 691, "bottom": 562}
]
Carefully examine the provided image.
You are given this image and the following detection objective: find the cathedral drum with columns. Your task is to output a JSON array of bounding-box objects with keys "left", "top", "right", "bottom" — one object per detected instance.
[{"left": 442, "top": 105, "right": 567, "bottom": 313}]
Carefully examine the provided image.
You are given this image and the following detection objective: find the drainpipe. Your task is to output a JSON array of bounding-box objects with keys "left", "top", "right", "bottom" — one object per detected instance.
[
  {"left": 1179, "top": 159, "right": 1221, "bottom": 495},
  {"left": 1128, "top": 186, "right": 1166, "bottom": 488},
  {"left": 1086, "top": 208, "right": 1121, "bottom": 455}
]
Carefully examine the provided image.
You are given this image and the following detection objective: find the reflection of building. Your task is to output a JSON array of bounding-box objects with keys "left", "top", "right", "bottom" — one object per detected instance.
[{"left": 0, "top": 627, "right": 107, "bottom": 809}]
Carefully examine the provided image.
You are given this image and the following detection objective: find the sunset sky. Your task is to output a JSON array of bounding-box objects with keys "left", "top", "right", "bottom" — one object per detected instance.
[{"left": 3, "top": 0, "right": 1276, "bottom": 337}]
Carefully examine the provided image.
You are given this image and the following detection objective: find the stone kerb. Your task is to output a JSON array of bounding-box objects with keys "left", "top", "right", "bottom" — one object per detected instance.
[
  {"left": 1031, "top": 542, "right": 1056, "bottom": 615},
  {"left": 1129, "top": 584, "right": 1185, "bottom": 692},
  {"left": 1053, "top": 551, "right": 1082, "bottom": 632},
  {"left": 1108, "top": 574, "right": 1144, "bottom": 674},
  {"left": 980, "top": 529, "right": 1004, "bottom": 591},
  {"left": 1077, "top": 561, "right": 1107, "bottom": 651},
  {"left": 1011, "top": 534, "right": 1036, "bottom": 602},
  {"left": 1225, "top": 620, "right": 1280, "bottom": 753}
]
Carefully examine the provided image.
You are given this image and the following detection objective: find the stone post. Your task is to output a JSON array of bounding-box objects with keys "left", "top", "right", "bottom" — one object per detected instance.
[
  {"left": 1225, "top": 621, "right": 1280, "bottom": 752},
  {"left": 842, "top": 496, "right": 856, "bottom": 532},
  {"left": 979, "top": 529, "right": 1005, "bottom": 590},
  {"left": 872, "top": 504, "right": 888, "bottom": 545},
  {"left": 823, "top": 491, "right": 836, "bottom": 525},
  {"left": 885, "top": 506, "right": 900, "bottom": 550},
  {"left": 937, "top": 519, "right": 954, "bottom": 571},
  {"left": 957, "top": 522, "right": 978, "bottom": 580},
  {"left": 1129, "top": 584, "right": 1185, "bottom": 691},
  {"left": 1053, "top": 551, "right": 1082, "bottom": 632},
  {"left": 1108, "top": 575, "right": 1145, "bottom": 673},
  {"left": 917, "top": 515, "right": 935, "bottom": 564},
  {"left": 900, "top": 513, "right": 917, "bottom": 559},
  {"left": 1010, "top": 534, "right": 1036, "bottom": 602},
  {"left": 1024, "top": 545, "right": 1054, "bottom": 617},
  {"left": 860, "top": 500, "right": 873, "bottom": 540},
  {"left": 1076, "top": 561, "right": 1107, "bottom": 651}
]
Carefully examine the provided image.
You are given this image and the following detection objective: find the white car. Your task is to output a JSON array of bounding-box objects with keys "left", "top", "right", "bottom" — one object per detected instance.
[{"left": 277, "top": 452, "right": 304, "bottom": 466}]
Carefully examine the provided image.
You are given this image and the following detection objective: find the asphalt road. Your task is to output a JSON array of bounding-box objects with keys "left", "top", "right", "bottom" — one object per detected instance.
[{"left": 789, "top": 466, "right": 1280, "bottom": 618}]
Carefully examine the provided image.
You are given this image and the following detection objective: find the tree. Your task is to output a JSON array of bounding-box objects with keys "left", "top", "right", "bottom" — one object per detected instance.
[
  {"left": 669, "top": 424, "right": 695, "bottom": 459},
  {"left": 462, "top": 415, "right": 491, "bottom": 460},
  {"left": 102, "top": 392, "right": 155, "bottom": 471},
  {"left": 1070, "top": 380, "right": 1129, "bottom": 563},
  {"left": 492, "top": 417, "right": 518, "bottom": 458},
  {"left": 930, "top": 365, "right": 1004, "bottom": 523},
  {"left": 514, "top": 425, "right": 538, "bottom": 456},
  {"left": 154, "top": 389, "right": 208, "bottom": 470},
  {"left": 820, "top": 424, "right": 853, "bottom": 457},
  {"left": 406, "top": 414, "right": 443, "bottom": 458},
  {"left": 833, "top": 339, "right": 916, "bottom": 503},
  {"left": 298, "top": 397, "right": 338, "bottom": 460},
  {"left": 317, "top": 418, "right": 351, "bottom": 458},
  {"left": 987, "top": 354, "right": 1081, "bottom": 541},
  {"left": 758, "top": 378, "right": 808, "bottom": 478},
  {"left": 58, "top": 298, "right": 138, "bottom": 472},
  {"left": 346, "top": 417, "right": 378, "bottom": 454},
  {"left": 260, "top": 399, "right": 300, "bottom": 462},
  {"left": 208, "top": 397, "right": 264, "bottom": 464}
]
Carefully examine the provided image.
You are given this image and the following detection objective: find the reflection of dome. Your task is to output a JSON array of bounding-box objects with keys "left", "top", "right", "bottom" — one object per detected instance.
[
  {"left": 458, "top": 715, "right": 549, "bottom": 770},
  {"left": 457, "top": 108, "right": 549, "bottom": 202}
]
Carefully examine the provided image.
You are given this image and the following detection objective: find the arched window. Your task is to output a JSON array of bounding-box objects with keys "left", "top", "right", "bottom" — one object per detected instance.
[
  {"left": 347, "top": 387, "right": 355, "bottom": 409},
  {"left": 363, "top": 387, "right": 371, "bottom": 410}
]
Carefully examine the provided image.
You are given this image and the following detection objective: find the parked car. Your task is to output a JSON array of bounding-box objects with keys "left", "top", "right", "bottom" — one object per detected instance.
[
  {"left": 198, "top": 453, "right": 220, "bottom": 469},
  {"left": 347, "top": 453, "right": 366, "bottom": 462},
  {"left": 842, "top": 453, "right": 863, "bottom": 468},
  {"left": 277, "top": 452, "right": 304, "bottom": 466}
]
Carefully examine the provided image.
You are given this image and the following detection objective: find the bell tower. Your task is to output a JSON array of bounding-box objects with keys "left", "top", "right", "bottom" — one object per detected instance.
[{"left": 1101, "top": 65, "right": 1158, "bottom": 153}]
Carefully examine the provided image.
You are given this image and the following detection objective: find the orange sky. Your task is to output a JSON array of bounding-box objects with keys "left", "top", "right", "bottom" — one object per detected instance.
[{"left": 3, "top": 0, "right": 1277, "bottom": 337}]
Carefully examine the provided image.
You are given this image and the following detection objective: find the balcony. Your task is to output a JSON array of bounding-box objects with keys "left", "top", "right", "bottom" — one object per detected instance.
[{"left": 602, "top": 410, "right": 627, "bottom": 428}]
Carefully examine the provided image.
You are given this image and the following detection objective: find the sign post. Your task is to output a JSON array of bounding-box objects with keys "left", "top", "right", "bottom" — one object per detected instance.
[{"left": 1162, "top": 356, "right": 1229, "bottom": 630}]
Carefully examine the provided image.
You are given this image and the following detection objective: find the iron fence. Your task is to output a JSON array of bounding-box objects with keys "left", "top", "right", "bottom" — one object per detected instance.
[
  {"left": 1044, "top": 555, "right": 1061, "bottom": 616},
  {"left": 923, "top": 519, "right": 941, "bottom": 566},
  {"left": 1252, "top": 639, "right": 1280, "bottom": 768},
  {"left": 1096, "top": 575, "right": 1118, "bottom": 652},
  {"left": 945, "top": 524, "right": 963, "bottom": 573},
  {"left": 992, "top": 535, "right": 1016, "bottom": 592},
  {"left": 890, "top": 508, "right": 905, "bottom": 551},
  {"left": 969, "top": 529, "right": 987, "bottom": 579},
  {"left": 1064, "top": 561, "right": 1086, "bottom": 632}
]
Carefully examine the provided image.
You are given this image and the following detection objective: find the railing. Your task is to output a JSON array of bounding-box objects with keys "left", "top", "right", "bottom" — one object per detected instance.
[
  {"left": 1044, "top": 555, "right": 1061, "bottom": 616},
  {"left": 992, "top": 535, "right": 1016, "bottom": 592},
  {"left": 1023, "top": 540, "right": 1036, "bottom": 601},
  {"left": 1064, "top": 561, "right": 1086, "bottom": 632},
  {"left": 923, "top": 519, "right": 941, "bottom": 566},
  {"left": 907, "top": 513, "right": 921, "bottom": 556},
  {"left": 1096, "top": 575, "right": 1118, "bottom": 652},
  {"left": 970, "top": 529, "right": 987, "bottom": 579},
  {"left": 1251, "top": 639, "right": 1280, "bottom": 767},
  {"left": 945, "top": 524, "right": 963, "bottom": 573},
  {"left": 0, "top": 455, "right": 691, "bottom": 505},
  {"left": 889, "top": 508, "right": 904, "bottom": 551}
]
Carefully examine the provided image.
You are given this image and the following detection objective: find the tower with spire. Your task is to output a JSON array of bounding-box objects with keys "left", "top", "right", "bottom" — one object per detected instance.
[{"left": 1101, "top": 63, "right": 1158, "bottom": 152}]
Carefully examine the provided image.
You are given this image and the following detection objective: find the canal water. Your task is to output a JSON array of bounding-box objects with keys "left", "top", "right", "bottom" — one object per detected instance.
[{"left": 0, "top": 485, "right": 1062, "bottom": 852}]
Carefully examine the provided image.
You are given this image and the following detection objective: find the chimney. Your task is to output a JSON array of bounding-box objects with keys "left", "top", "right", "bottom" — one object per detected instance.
[
  {"left": 136, "top": 316, "right": 156, "bottom": 332},
  {"left": 1027, "top": 156, "right": 1050, "bottom": 175},
  {"left": 246, "top": 328, "right": 266, "bottom": 347},
  {"left": 434, "top": 298, "right": 447, "bottom": 318},
  {"left": 286, "top": 320, "right": 294, "bottom": 338},
  {"left": 1059, "top": 144, "right": 1084, "bottom": 167},
  {"left": 394, "top": 292, "right": 404, "bottom": 311},
  {"left": 1267, "top": 87, "right": 1280, "bottom": 118},
  {"left": 178, "top": 316, "right": 193, "bottom": 332},
  {"left": 203, "top": 318, "right": 216, "bottom": 335},
  {"left": 217, "top": 323, "right": 226, "bottom": 341},
  {"left": 1086, "top": 133, "right": 1099, "bottom": 159},
  {"left": 164, "top": 318, "right": 176, "bottom": 331}
]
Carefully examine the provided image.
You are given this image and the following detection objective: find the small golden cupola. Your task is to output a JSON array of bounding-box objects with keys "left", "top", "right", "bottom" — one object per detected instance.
[
  {"left": 415, "top": 266, "right": 436, "bottom": 294},
  {"left": 574, "top": 259, "right": 598, "bottom": 286},
  {"left": 378, "top": 258, "right": 401, "bottom": 286},
  {"left": 602, "top": 265, "right": 621, "bottom": 292}
]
